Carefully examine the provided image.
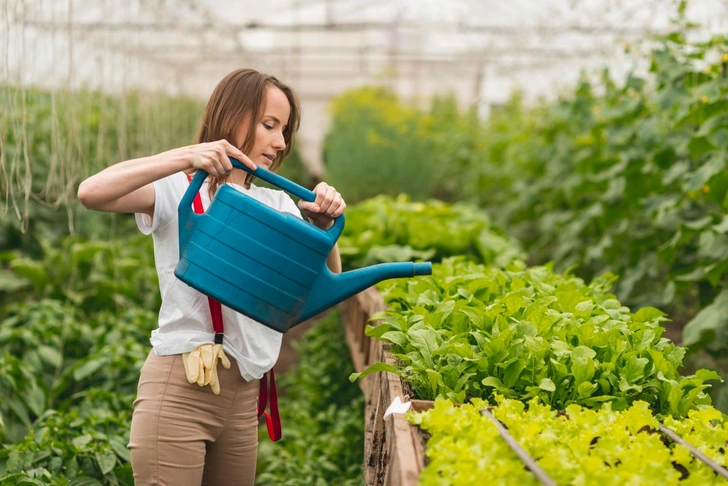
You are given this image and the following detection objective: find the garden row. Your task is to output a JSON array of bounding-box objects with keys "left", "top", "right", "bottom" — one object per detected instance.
[{"left": 338, "top": 195, "right": 728, "bottom": 484}]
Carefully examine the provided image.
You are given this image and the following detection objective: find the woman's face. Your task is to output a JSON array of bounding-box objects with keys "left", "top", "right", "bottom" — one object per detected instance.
[{"left": 234, "top": 86, "right": 291, "bottom": 170}]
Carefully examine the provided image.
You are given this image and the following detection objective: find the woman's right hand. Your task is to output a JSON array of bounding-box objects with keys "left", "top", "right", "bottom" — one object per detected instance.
[{"left": 187, "top": 140, "right": 257, "bottom": 177}]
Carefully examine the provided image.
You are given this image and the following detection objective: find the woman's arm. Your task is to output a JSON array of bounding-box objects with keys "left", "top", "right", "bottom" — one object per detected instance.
[
  {"left": 78, "top": 140, "right": 254, "bottom": 217},
  {"left": 327, "top": 244, "right": 342, "bottom": 274}
]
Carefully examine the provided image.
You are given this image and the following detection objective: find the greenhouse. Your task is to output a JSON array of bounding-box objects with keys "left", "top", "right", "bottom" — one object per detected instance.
[{"left": 4, "top": 0, "right": 728, "bottom": 484}]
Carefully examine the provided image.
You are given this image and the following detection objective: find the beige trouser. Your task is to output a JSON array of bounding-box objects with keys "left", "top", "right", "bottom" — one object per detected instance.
[{"left": 128, "top": 350, "right": 260, "bottom": 486}]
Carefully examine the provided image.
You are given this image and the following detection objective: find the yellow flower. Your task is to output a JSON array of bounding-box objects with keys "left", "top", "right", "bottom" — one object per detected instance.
[{"left": 701, "top": 95, "right": 709, "bottom": 103}]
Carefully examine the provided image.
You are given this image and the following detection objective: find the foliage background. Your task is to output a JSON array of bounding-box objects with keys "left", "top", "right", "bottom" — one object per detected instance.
[{"left": 323, "top": 23, "right": 728, "bottom": 383}]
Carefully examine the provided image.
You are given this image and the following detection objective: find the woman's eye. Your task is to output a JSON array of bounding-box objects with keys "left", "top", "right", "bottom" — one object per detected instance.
[{"left": 263, "top": 123, "right": 273, "bottom": 130}]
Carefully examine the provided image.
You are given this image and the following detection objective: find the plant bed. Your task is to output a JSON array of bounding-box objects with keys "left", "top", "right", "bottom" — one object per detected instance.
[
  {"left": 410, "top": 397, "right": 728, "bottom": 485},
  {"left": 342, "top": 256, "right": 727, "bottom": 484}
]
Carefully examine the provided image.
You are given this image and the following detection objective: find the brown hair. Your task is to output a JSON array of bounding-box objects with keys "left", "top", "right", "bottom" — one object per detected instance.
[{"left": 196, "top": 68, "right": 301, "bottom": 195}]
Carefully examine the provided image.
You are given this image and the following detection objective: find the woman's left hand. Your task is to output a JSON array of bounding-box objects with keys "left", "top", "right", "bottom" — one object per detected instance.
[{"left": 298, "top": 182, "right": 346, "bottom": 230}]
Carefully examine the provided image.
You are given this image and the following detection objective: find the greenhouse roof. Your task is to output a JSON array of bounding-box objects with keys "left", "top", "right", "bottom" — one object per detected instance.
[
  {"left": 4, "top": 0, "right": 728, "bottom": 173},
  {"left": 7, "top": 0, "right": 728, "bottom": 98}
]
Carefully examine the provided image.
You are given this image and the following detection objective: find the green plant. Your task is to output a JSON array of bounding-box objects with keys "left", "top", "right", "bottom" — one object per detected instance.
[
  {"left": 411, "top": 396, "right": 728, "bottom": 485},
  {"left": 323, "top": 87, "right": 442, "bottom": 203},
  {"left": 354, "top": 258, "right": 720, "bottom": 417},
  {"left": 0, "top": 297, "right": 154, "bottom": 443},
  {"left": 338, "top": 195, "right": 524, "bottom": 271},
  {"left": 4, "top": 236, "right": 159, "bottom": 316},
  {"left": 0, "top": 390, "right": 135, "bottom": 486}
]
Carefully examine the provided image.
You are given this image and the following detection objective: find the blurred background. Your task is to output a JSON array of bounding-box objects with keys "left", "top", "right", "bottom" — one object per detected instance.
[{"left": 4, "top": 0, "right": 728, "bottom": 484}]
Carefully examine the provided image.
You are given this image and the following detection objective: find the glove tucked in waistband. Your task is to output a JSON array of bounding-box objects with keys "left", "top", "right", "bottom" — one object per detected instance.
[{"left": 182, "top": 344, "right": 231, "bottom": 395}]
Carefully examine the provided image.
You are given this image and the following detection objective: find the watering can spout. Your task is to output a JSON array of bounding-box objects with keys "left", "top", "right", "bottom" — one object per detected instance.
[{"left": 298, "top": 261, "right": 433, "bottom": 323}]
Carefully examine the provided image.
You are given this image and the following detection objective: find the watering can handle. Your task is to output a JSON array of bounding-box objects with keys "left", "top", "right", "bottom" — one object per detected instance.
[
  {"left": 178, "top": 158, "right": 345, "bottom": 244},
  {"left": 228, "top": 157, "right": 346, "bottom": 240},
  {"left": 230, "top": 158, "right": 316, "bottom": 203}
]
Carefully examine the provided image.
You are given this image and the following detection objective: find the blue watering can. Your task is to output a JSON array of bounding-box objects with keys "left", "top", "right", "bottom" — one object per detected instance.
[{"left": 174, "top": 157, "right": 432, "bottom": 333}]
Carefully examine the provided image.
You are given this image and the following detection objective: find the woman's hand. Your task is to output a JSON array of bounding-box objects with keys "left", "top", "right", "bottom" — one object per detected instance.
[
  {"left": 186, "top": 140, "right": 257, "bottom": 177},
  {"left": 298, "top": 182, "right": 346, "bottom": 229}
]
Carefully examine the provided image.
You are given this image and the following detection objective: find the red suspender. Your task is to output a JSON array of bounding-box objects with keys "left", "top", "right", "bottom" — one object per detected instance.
[
  {"left": 189, "top": 186, "right": 225, "bottom": 341},
  {"left": 187, "top": 175, "right": 281, "bottom": 441},
  {"left": 257, "top": 370, "right": 282, "bottom": 441}
]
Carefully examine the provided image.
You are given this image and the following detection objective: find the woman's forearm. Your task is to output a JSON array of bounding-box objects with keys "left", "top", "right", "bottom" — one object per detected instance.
[
  {"left": 327, "top": 243, "right": 342, "bottom": 274},
  {"left": 78, "top": 147, "right": 191, "bottom": 214}
]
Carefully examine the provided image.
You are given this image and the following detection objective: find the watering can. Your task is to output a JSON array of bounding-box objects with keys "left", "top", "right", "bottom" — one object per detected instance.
[{"left": 174, "top": 157, "right": 432, "bottom": 333}]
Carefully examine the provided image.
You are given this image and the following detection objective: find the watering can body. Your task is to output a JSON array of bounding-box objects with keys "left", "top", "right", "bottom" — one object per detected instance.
[{"left": 174, "top": 158, "right": 432, "bottom": 333}]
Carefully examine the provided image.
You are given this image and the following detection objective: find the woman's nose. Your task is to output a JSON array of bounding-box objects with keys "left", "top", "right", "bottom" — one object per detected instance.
[{"left": 272, "top": 131, "right": 285, "bottom": 150}]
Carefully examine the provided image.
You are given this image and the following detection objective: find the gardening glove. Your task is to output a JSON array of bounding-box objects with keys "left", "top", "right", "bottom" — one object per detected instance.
[
  {"left": 183, "top": 346, "right": 206, "bottom": 386},
  {"left": 208, "top": 344, "right": 231, "bottom": 395},
  {"left": 183, "top": 344, "right": 231, "bottom": 394},
  {"left": 201, "top": 343, "right": 231, "bottom": 395}
]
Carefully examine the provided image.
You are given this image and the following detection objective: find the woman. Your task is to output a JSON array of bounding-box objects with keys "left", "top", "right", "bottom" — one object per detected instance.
[{"left": 78, "top": 68, "right": 346, "bottom": 485}]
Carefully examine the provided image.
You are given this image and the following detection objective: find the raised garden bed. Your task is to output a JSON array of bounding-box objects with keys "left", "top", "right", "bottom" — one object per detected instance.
[
  {"left": 342, "top": 288, "right": 424, "bottom": 486},
  {"left": 342, "top": 287, "right": 728, "bottom": 486}
]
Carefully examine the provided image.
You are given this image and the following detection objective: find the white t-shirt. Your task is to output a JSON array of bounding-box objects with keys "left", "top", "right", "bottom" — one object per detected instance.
[{"left": 136, "top": 171, "right": 303, "bottom": 381}]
